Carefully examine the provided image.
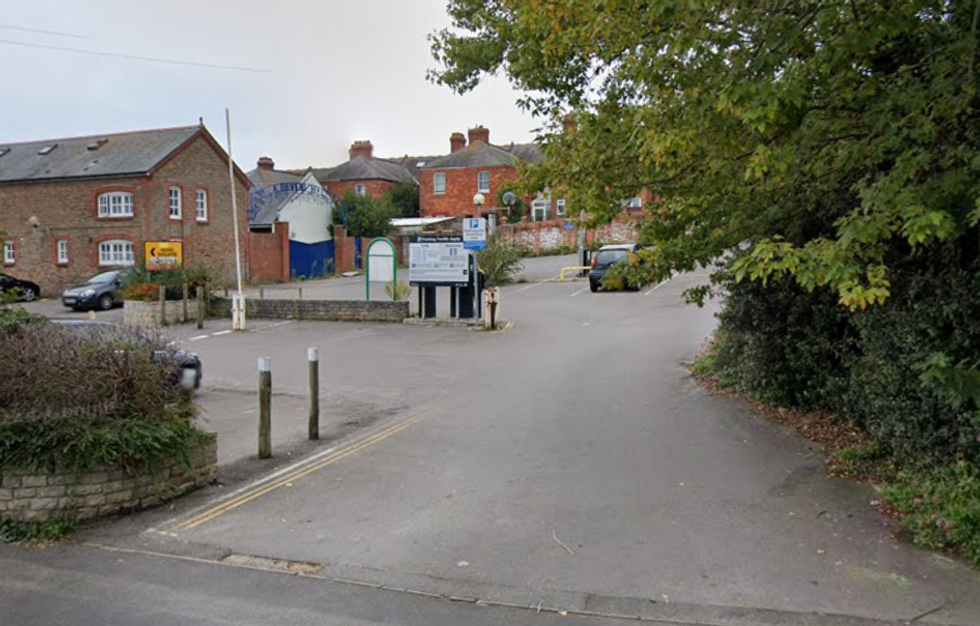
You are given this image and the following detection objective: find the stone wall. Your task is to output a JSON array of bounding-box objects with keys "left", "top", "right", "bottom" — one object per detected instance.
[
  {"left": 209, "top": 297, "right": 408, "bottom": 323},
  {"left": 496, "top": 214, "right": 640, "bottom": 253},
  {"left": 123, "top": 299, "right": 189, "bottom": 327},
  {"left": 0, "top": 437, "right": 217, "bottom": 523}
]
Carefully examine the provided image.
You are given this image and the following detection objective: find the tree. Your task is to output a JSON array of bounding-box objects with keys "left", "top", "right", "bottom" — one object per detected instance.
[
  {"left": 389, "top": 183, "right": 421, "bottom": 218},
  {"left": 431, "top": 1, "right": 980, "bottom": 309},
  {"left": 333, "top": 191, "right": 399, "bottom": 238}
]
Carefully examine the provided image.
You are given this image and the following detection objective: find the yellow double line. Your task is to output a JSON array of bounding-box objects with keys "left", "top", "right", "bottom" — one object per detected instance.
[{"left": 167, "top": 404, "right": 440, "bottom": 533}]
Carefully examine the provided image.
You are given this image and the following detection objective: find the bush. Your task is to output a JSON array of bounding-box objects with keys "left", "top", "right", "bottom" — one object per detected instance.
[
  {"left": 477, "top": 235, "right": 526, "bottom": 287},
  {"left": 334, "top": 191, "right": 400, "bottom": 238},
  {"left": 0, "top": 320, "right": 206, "bottom": 473},
  {"left": 122, "top": 264, "right": 213, "bottom": 302}
]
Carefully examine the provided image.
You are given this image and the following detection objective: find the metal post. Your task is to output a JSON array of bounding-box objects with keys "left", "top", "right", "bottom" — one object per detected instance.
[
  {"left": 226, "top": 108, "right": 246, "bottom": 331},
  {"left": 259, "top": 287, "right": 264, "bottom": 299},
  {"left": 258, "top": 357, "right": 272, "bottom": 459},
  {"left": 196, "top": 286, "right": 204, "bottom": 329},
  {"left": 182, "top": 283, "right": 189, "bottom": 323},
  {"left": 158, "top": 285, "right": 167, "bottom": 326},
  {"left": 578, "top": 210, "right": 587, "bottom": 276},
  {"left": 308, "top": 347, "right": 320, "bottom": 440},
  {"left": 298, "top": 287, "right": 303, "bottom": 300},
  {"left": 471, "top": 252, "right": 479, "bottom": 322}
]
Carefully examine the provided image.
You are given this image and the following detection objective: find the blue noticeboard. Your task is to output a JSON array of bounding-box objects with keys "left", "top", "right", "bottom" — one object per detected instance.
[
  {"left": 463, "top": 218, "right": 487, "bottom": 250},
  {"left": 563, "top": 221, "right": 576, "bottom": 231}
]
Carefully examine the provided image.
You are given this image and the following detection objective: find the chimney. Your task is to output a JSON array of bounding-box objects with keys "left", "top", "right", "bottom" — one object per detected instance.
[
  {"left": 257, "top": 156, "right": 275, "bottom": 171},
  {"left": 450, "top": 132, "right": 467, "bottom": 153},
  {"left": 349, "top": 140, "right": 373, "bottom": 160},
  {"left": 468, "top": 125, "right": 490, "bottom": 145}
]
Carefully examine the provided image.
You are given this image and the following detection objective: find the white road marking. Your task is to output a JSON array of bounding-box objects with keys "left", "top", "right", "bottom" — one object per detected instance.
[
  {"left": 212, "top": 330, "right": 233, "bottom": 336},
  {"left": 644, "top": 276, "right": 672, "bottom": 297},
  {"left": 570, "top": 286, "right": 590, "bottom": 297},
  {"left": 188, "top": 335, "right": 209, "bottom": 341},
  {"left": 513, "top": 282, "right": 542, "bottom": 293},
  {"left": 582, "top": 321, "right": 591, "bottom": 327}
]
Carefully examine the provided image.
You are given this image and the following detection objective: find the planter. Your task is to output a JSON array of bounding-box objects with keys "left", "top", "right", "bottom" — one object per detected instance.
[
  {"left": 0, "top": 437, "right": 217, "bottom": 523},
  {"left": 123, "top": 299, "right": 189, "bottom": 327}
]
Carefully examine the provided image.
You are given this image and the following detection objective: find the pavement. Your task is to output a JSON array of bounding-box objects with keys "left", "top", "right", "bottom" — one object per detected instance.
[{"left": 3, "top": 255, "right": 980, "bottom": 626}]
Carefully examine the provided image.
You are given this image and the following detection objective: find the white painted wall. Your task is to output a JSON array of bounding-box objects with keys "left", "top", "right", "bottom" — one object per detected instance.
[{"left": 278, "top": 173, "right": 333, "bottom": 244}]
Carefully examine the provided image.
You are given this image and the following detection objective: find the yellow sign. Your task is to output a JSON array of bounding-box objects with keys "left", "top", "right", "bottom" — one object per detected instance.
[{"left": 144, "top": 241, "right": 183, "bottom": 271}]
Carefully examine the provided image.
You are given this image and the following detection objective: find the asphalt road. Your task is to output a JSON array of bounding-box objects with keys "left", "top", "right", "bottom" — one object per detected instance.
[{"left": 3, "top": 262, "right": 979, "bottom": 625}]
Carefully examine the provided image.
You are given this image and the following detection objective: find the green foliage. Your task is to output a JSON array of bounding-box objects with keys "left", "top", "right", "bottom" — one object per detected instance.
[
  {"left": 384, "top": 280, "right": 411, "bottom": 301},
  {"left": 884, "top": 462, "right": 980, "bottom": 568},
  {"left": 477, "top": 235, "right": 526, "bottom": 287},
  {"left": 123, "top": 264, "right": 213, "bottom": 301},
  {"left": 432, "top": 0, "right": 980, "bottom": 310},
  {"left": 334, "top": 191, "right": 399, "bottom": 238},
  {"left": 0, "top": 516, "right": 76, "bottom": 543},
  {"left": 389, "top": 183, "right": 420, "bottom": 218},
  {"left": 829, "top": 443, "right": 894, "bottom": 480},
  {"left": 0, "top": 307, "right": 44, "bottom": 335}
]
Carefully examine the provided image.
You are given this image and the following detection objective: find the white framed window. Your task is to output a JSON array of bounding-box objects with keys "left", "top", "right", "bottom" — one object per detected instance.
[
  {"left": 98, "top": 240, "right": 135, "bottom": 267},
  {"left": 168, "top": 187, "right": 182, "bottom": 219},
  {"left": 477, "top": 171, "right": 490, "bottom": 193},
  {"left": 354, "top": 184, "right": 366, "bottom": 196},
  {"left": 627, "top": 197, "right": 643, "bottom": 209},
  {"left": 3, "top": 242, "right": 14, "bottom": 265},
  {"left": 556, "top": 198, "right": 566, "bottom": 216},
  {"left": 196, "top": 189, "right": 208, "bottom": 222},
  {"left": 531, "top": 197, "right": 550, "bottom": 222},
  {"left": 57, "top": 240, "right": 69, "bottom": 264},
  {"left": 433, "top": 172, "right": 446, "bottom": 194},
  {"left": 97, "top": 191, "right": 134, "bottom": 218}
]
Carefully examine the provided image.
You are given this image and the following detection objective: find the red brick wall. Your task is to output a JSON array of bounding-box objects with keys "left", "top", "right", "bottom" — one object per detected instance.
[
  {"left": 246, "top": 224, "right": 290, "bottom": 283},
  {"left": 323, "top": 179, "right": 397, "bottom": 200},
  {"left": 420, "top": 166, "right": 519, "bottom": 217},
  {"left": 0, "top": 132, "right": 250, "bottom": 294}
]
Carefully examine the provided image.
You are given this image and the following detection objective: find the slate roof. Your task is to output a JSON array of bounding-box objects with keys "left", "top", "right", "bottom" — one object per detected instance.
[
  {"left": 421, "top": 141, "right": 543, "bottom": 169},
  {"left": 313, "top": 156, "right": 416, "bottom": 185},
  {"left": 0, "top": 126, "right": 201, "bottom": 184},
  {"left": 246, "top": 167, "right": 304, "bottom": 186}
]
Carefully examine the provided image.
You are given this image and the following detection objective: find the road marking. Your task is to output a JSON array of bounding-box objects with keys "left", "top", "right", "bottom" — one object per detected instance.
[
  {"left": 570, "top": 286, "right": 590, "bottom": 297},
  {"left": 581, "top": 321, "right": 590, "bottom": 327},
  {"left": 512, "top": 282, "right": 541, "bottom": 293},
  {"left": 644, "top": 276, "right": 672, "bottom": 297},
  {"left": 188, "top": 335, "right": 209, "bottom": 341},
  {"left": 212, "top": 330, "right": 233, "bottom": 336},
  {"left": 162, "top": 403, "right": 442, "bottom": 533}
]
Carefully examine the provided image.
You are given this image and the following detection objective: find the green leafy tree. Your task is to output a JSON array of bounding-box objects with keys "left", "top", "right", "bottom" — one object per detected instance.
[
  {"left": 334, "top": 191, "right": 399, "bottom": 238},
  {"left": 389, "top": 183, "right": 421, "bottom": 218},
  {"left": 430, "top": 0, "right": 980, "bottom": 310}
]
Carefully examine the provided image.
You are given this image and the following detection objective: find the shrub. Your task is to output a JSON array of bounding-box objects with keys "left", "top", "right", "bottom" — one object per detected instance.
[
  {"left": 122, "top": 282, "right": 161, "bottom": 302},
  {"left": 0, "top": 321, "right": 206, "bottom": 473},
  {"left": 123, "top": 264, "right": 214, "bottom": 301},
  {"left": 477, "top": 235, "right": 526, "bottom": 287},
  {"left": 384, "top": 280, "right": 411, "bottom": 301}
]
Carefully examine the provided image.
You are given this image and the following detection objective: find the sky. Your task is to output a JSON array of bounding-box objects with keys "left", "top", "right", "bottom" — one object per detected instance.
[{"left": 0, "top": 0, "right": 537, "bottom": 171}]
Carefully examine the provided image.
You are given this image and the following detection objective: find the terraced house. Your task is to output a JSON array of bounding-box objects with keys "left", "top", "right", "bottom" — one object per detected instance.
[{"left": 0, "top": 123, "right": 250, "bottom": 293}]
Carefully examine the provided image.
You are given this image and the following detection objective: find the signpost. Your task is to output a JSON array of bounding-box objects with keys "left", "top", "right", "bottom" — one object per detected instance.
[
  {"left": 463, "top": 217, "right": 487, "bottom": 250},
  {"left": 144, "top": 241, "right": 183, "bottom": 271}
]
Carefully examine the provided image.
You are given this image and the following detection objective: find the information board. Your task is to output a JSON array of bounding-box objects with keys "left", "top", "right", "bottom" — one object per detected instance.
[{"left": 409, "top": 236, "right": 469, "bottom": 286}]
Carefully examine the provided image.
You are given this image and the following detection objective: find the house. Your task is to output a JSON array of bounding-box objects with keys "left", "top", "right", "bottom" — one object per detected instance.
[
  {"left": 246, "top": 157, "right": 334, "bottom": 281},
  {"left": 312, "top": 141, "right": 417, "bottom": 199},
  {"left": 0, "top": 123, "right": 250, "bottom": 294},
  {"left": 419, "top": 125, "right": 568, "bottom": 220}
]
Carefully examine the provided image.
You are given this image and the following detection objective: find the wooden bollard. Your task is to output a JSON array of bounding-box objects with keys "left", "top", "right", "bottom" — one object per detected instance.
[
  {"left": 158, "top": 285, "right": 167, "bottom": 326},
  {"left": 182, "top": 283, "right": 189, "bottom": 323},
  {"left": 196, "top": 286, "right": 205, "bottom": 329},
  {"left": 308, "top": 348, "right": 320, "bottom": 440},
  {"left": 258, "top": 357, "right": 272, "bottom": 459}
]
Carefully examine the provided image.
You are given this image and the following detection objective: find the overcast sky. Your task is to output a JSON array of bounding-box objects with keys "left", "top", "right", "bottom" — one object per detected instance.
[{"left": 0, "top": 0, "right": 537, "bottom": 171}]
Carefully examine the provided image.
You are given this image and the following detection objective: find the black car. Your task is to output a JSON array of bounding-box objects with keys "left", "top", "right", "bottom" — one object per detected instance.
[
  {"left": 62, "top": 269, "right": 131, "bottom": 311},
  {"left": 589, "top": 244, "right": 643, "bottom": 292},
  {"left": 51, "top": 319, "right": 202, "bottom": 391},
  {"left": 0, "top": 273, "right": 40, "bottom": 302}
]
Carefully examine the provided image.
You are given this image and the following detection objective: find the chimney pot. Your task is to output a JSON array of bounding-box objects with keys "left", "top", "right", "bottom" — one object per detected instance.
[
  {"left": 257, "top": 156, "right": 275, "bottom": 171},
  {"left": 349, "top": 140, "right": 374, "bottom": 160},
  {"left": 468, "top": 125, "right": 490, "bottom": 145},
  {"left": 450, "top": 132, "right": 467, "bottom": 153}
]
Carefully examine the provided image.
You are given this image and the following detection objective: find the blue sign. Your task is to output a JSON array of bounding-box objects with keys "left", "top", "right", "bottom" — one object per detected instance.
[
  {"left": 563, "top": 221, "right": 576, "bottom": 231},
  {"left": 463, "top": 217, "right": 488, "bottom": 250}
]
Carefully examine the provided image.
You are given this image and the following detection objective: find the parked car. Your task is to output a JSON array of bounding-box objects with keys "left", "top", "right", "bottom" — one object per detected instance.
[
  {"left": 0, "top": 273, "right": 40, "bottom": 302},
  {"left": 61, "top": 269, "right": 131, "bottom": 311},
  {"left": 51, "top": 319, "right": 202, "bottom": 391},
  {"left": 589, "top": 244, "right": 643, "bottom": 292}
]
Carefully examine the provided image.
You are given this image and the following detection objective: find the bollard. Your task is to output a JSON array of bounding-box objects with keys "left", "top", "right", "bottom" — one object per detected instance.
[
  {"left": 223, "top": 286, "right": 229, "bottom": 298},
  {"left": 196, "top": 286, "right": 204, "bottom": 329},
  {"left": 259, "top": 287, "right": 264, "bottom": 300},
  {"left": 308, "top": 347, "right": 320, "bottom": 440},
  {"left": 182, "top": 283, "right": 189, "bottom": 323},
  {"left": 258, "top": 357, "right": 272, "bottom": 459},
  {"left": 158, "top": 285, "right": 167, "bottom": 326},
  {"left": 298, "top": 287, "right": 303, "bottom": 300}
]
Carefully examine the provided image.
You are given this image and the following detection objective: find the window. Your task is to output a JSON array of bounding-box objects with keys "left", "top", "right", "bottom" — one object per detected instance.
[
  {"left": 556, "top": 198, "right": 566, "bottom": 217},
  {"left": 433, "top": 172, "right": 446, "bottom": 194},
  {"left": 477, "top": 171, "right": 490, "bottom": 193},
  {"left": 354, "top": 184, "right": 366, "bottom": 197},
  {"left": 3, "top": 242, "right": 13, "bottom": 265},
  {"left": 98, "top": 240, "right": 135, "bottom": 267},
  {"left": 627, "top": 197, "right": 643, "bottom": 209},
  {"left": 196, "top": 189, "right": 208, "bottom": 222},
  {"left": 168, "top": 187, "right": 182, "bottom": 219},
  {"left": 57, "top": 240, "right": 69, "bottom": 264},
  {"left": 97, "top": 191, "right": 134, "bottom": 218},
  {"left": 531, "top": 196, "right": 550, "bottom": 222}
]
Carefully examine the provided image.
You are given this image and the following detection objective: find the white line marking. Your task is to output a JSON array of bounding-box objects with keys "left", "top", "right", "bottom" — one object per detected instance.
[
  {"left": 570, "top": 286, "right": 590, "bottom": 297},
  {"left": 513, "top": 282, "right": 541, "bottom": 293},
  {"left": 582, "top": 321, "right": 590, "bottom": 327},
  {"left": 188, "top": 335, "right": 209, "bottom": 341},
  {"left": 212, "top": 330, "right": 232, "bottom": 336},
  {"left": 644, "top": 277, "right": 672, "bottom": 296}
]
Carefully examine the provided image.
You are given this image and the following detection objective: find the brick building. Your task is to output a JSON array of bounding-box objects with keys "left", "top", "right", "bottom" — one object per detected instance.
[
  {"left": 419, "top": 125, "right": 558, "bottom": 219},
  {"left": 312, "top": 141, "right": 418, "bottom": 199},
  {"left": 0, "top": 124, "right": 250, "bottom": 294}
]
